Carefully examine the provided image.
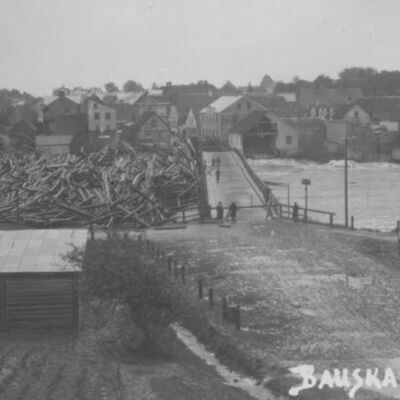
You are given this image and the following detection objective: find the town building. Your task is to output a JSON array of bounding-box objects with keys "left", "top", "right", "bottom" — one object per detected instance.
[
  {"left": 228, "top": 110, "right": 299, "bottom": 157},
  {"left": 123, "top": 111, "right": 174, "bottom": 149},
  {"left": 199, "top": 95, "right": 265, "bottom": 144},
  {"left": 174, "top": 93, "right": 219, "bottom": 137}
]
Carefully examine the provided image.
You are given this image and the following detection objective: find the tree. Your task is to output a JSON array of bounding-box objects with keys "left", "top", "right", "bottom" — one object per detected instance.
[
  {"left": 313, "top": 74, "right": 333, "bottom": 89},
  {"left": 123, "top": 80, "right": 143, "bottom": 92},
  {"left": 104, "top": 82, "right": 119, "bottom": 93}
]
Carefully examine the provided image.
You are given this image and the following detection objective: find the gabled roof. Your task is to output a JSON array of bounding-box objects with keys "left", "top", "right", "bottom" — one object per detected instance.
[
  {"left": 249, "top": 94, "right": 298, "bottom": 118},
  {"left": 332, "top": 103, "right": 366, "bottom": 120},
  {"left": 41, "top": 95, "right": 83, "bottom": 106},
  {"left": 174, "top": 93, "right": 220, "bottom": 125},
  {"left": 356, "top": 97, "right": 400, "bottom": 121},
  {"left": 229, "top": 110, "right": 270, "bottom": 134},
  {"left": 130, "top": 111, "right": 170, "bottom": 132},
  {"left": 162, "top": 83, "right": 218, "bottom": 99},
  {"left": 200, "top": 96, "right": 243, "bottom": 113},
  {"left": 298, "top": 88, "right": 364, "bottom": 106},
  {"left": 114, "top": 91, "right": 146, "bottom": 105},
  {"left": 81, "top": 94, "right": 115, "bottom": 113}
]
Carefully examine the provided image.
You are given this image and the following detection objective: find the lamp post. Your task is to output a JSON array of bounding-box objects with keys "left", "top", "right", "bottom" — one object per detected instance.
[
  {"left": 301, "top": 179, "right": 311, "bottom": 220},
  {"left": 344, "top": 134, "right": 356, "bottom": 227}
]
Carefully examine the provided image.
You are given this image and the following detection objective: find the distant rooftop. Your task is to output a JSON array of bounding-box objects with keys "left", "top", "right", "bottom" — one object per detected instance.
[
  {"left": 201, "top": 95, "right": 242, "bottom": 113},
  {"left": 0, "top": 229, "right": 87, "bottom": 273}
]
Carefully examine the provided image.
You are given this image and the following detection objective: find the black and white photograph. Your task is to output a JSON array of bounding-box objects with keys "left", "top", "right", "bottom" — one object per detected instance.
[{"left": 1, "top": 0, "right": 400, "bottom": 399}]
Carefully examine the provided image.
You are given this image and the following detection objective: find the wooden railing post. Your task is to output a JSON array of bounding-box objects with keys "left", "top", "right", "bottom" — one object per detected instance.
[
  {"left": 198, "top": 278, "right": 203, "bottom": 299},
  {"left": 222, "top": 297, "right": 228, "bottom": 320},
  {"left": 208, "top": 288, "right": 214, "bottom": 308},
  {"left": 330, "top": 213, "right": 333, "bottom": 227},
  {"left": 351, "top": 216, "right": 354, "bottom": 229}
]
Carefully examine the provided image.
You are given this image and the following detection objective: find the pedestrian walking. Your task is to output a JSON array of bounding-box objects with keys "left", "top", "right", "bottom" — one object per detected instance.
[
  {"left": 265, "top": 204, "right": 273, "bottom": 221},
  {"left": 292, "top": 202, "right": 299, "bottom": 222},
  {"left": 216, "top": 202, "right": 224, "bottom": 224},
  {"left": 228, "top": 202, "right": 237, "bottom": 223},
  {"left": 216, "top": 169, "right": 220, "bottom": 183}
]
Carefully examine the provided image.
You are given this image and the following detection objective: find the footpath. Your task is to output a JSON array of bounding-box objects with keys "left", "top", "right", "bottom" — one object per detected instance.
[{"left": 146, "top": 150, "right": 400, "bottom": 400}]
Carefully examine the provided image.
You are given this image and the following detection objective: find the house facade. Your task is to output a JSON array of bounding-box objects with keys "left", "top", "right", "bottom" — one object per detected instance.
[
  {"left": 83, "top": 96, "right": 117, "bottom": 133},
  {"left": 124, "top": 111, "right": 174, "bottom": 149},
  {"left": 228, "top": 110, "right": 299, "bottom": 156},
  {"left": 199, "top": 96, "right": 265, "bottom": 144}
]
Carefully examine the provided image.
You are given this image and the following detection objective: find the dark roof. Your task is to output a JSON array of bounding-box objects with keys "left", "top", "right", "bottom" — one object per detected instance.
[
  {"left": 332, "top": 103, "right": 356, "bottom": 120},
  {"left": 81, "top": 94, "right": 114, "bottom": 113},
  {"left": 248, "top": 94, "right": 297, "bottom": 117},
  {"left": 130, "top": 111, "right": 170, "bottom": 132},
  {"left": 298, "top": 88, "right": 364, "bottom": 106},
  {"left": 356, "top": 97, "right": 400, "bottom": 121},
  {"left": 229, "top": 110, "right": 270, "bottom": 135},
  {"left": 174, "top": 93, "right": 220, "bottom": 125},
  {"left": 286, "top": 118, "right": 326, "bottom": 128},
  {"left": 161, "top": 83, "right": 218, "bottom": 100},
  {"left": 219, "top": 81, "right": 241, "bottom": 94}
]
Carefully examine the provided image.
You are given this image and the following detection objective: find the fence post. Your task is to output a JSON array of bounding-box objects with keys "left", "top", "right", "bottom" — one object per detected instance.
[
  {"left": 168, "top": 256, "right": 172, "bottom": 271},
  {"left": 182, "top": 209, "right": 186, "bottom": 223},
  {"left": 235, "top": 305, "right": 241, "bottom": 330},
  {"left": 250, "top": 194, "right": 253, "bottom": 208},
  {"left": 279, "top": 204, "right": 282, "bottom": 217},
  {"left": 89, "top": 220, "right": 94, "bottom": 241},
  {"left": 329, "top": 213, "right": 333, "bottom": 227},
  {"left": 198, "top": 278, "right": 203, "bottom": 299},
  {"left": 16, "top": 190, "right": 20, "bottom": 225},
  {"left": 351, "top": 216, "right": 354, "bottom": 230},
  {"left": 222, "top": 297, "right": 228, "bottom": 320},
  {"left": 181, "top": 266, "right": 186, "bottom": 283},
  {"left": 174, "top": 262, "right": 178, "bottom": 279},
  {"left": 208, "top": 288, "right": 214, "bottom": 308},
  {"left": 138, "top": 234, "right": 142, "bottom": 247},
  {"left": 397, "top": 221, "right": 400, "bottom": 254}
]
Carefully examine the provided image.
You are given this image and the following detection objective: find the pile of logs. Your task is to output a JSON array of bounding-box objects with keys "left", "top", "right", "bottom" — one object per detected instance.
[{"left": 0, "top": 140, "right": 201, "bottom": 228}]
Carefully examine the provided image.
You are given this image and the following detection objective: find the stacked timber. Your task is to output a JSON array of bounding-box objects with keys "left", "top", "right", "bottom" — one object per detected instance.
[{"left": 0, "top": 140, "right": 200, "bottom": 228}]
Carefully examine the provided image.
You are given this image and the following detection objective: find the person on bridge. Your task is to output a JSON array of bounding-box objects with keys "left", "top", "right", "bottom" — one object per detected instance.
[
  {"left": 216, "top": 202, "right": 224, "bottom": 224},
  {"left": 228, "top": 202, "right": 237, "bottom": 223},
  {"left": 216, "top": 169, "right": 221, "bottom": 183},
  {"left": 292, "top": 202, "right": 299, "bottom": 222}
]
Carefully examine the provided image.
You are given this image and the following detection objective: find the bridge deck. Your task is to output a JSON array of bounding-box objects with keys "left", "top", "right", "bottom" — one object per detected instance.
[{"left": 203, "top": 151, "right": 264, "bottom": 209}]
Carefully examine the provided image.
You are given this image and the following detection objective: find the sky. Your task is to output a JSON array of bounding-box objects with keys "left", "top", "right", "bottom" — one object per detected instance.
[{"left": 1, "top": 0, "right": 400, "bottom": 96}]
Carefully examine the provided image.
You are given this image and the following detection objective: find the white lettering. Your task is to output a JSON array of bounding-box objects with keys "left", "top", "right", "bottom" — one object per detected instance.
[
  {"left": 333, "top": 368, "right": 350, "bottom": 388},
  {"left": 319, "top": 369, "right": 334, "bottom": 389},
  {"left": 365, "top": 368, "right": 381, "bottom": 389},
  {"left": 349, "top": 369, "right": 363, "bottom": 399},
  {"left": 288, "top": 364, "right": 317, "bottom": 396},
  {"left": 381, "top": 367, "right": 398, "bottom": 389}
]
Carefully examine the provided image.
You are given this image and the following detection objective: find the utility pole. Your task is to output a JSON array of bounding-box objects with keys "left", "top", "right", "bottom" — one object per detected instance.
[{"left": 344, "top": 136, "right": 348, "bottom": 228}]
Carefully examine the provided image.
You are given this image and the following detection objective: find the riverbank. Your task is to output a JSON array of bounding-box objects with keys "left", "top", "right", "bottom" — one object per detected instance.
[{"left": 147, "top": 209, "right": 400, "bottom": 399}]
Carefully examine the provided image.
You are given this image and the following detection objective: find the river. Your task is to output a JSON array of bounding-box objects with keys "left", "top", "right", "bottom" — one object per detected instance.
[{"left": 248, "top": 158, "right": 400, "bottom": 232}]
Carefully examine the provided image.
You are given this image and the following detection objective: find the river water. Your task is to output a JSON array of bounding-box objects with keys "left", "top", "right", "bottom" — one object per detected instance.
[{"left": 248, "top": 158, "right": 400, "bottom": 232}]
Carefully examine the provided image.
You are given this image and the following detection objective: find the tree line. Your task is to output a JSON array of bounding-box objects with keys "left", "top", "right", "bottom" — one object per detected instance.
[{"left": 274, "top": 67, "right": 400, "bottom": 96}]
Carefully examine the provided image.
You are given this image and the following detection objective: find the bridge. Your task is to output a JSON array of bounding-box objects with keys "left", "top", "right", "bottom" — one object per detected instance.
[{"left": 202, "top": 151, "right": 265, "bottom": 215}]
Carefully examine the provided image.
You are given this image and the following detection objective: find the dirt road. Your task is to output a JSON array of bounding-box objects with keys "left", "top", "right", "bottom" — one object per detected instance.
[{"left": 148, "top": 210, "right": 400, "bottom": 399}]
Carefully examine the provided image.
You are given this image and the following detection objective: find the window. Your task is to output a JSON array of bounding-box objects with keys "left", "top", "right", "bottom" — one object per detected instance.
[
  {"left": 105, "top": 112, "right": 111, "bottom": 120},
  {"left": 93, "top": 103, "right": 98, "bottom": 109},
  {"left": 237, "top": 102, "right": 242, "bottom": 110},
  {"left": 354, "top": 110, "right": 359, "bottom": 118},
  {"left": 232, "top": 115, "right": 238, "bottom": 124},
  {"left": 94, "top": 112, "right": 100, "bottom": 120},
  {"left": 247, "top": 102, "right": 251, "bottom": 110},
  {"left": 286, "top": 136, "right": 292, "bottom": 145}
]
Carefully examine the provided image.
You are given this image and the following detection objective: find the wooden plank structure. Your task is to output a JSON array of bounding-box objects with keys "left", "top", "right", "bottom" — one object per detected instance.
[{"left": 0, "top": 229, "right": 87, "bottom": 330}]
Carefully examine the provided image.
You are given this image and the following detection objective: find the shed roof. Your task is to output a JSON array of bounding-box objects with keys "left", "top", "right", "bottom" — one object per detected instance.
[{"left": 0, "top": 229, "right": 87, "bottom": 273}]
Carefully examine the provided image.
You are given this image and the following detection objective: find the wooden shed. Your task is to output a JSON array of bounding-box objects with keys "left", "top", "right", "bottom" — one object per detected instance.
[{"left": 0, "top": 229, "right": 87, "bottom": 330}]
